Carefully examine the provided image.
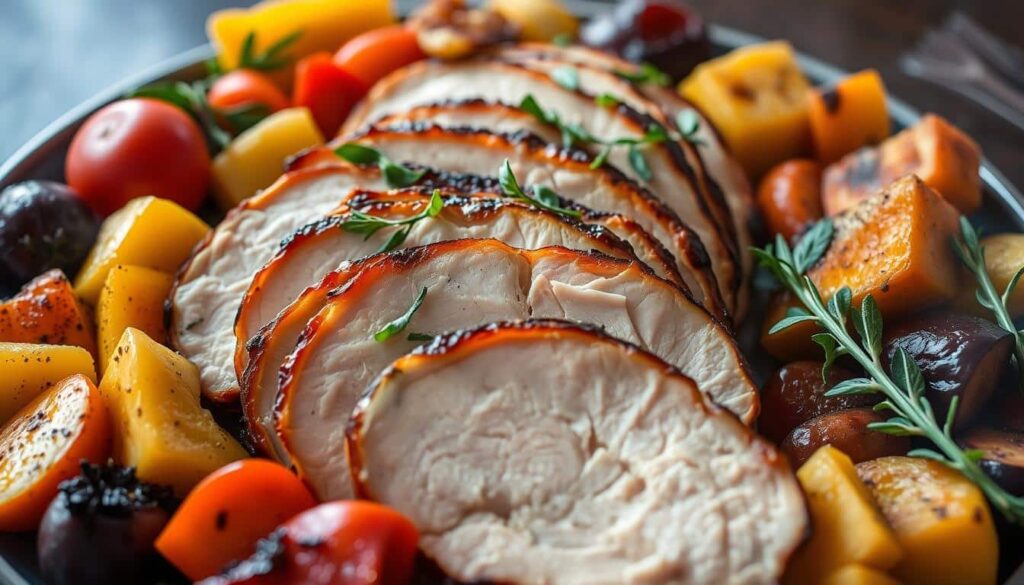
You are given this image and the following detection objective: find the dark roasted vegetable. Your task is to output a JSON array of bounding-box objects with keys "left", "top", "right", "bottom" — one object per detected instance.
[
  {"left": 961, "top": 428, "right": 1024, "bottom": 495},
  {"left": 0, "top": 181, "right": 99, "bottom": 288},
  {"left": 884, "top": 311, "right": 1013, "bottom": 430},
  {"left": 758, "top": 360, "right": 872, "bottom": 444},
  {"left": 37, "top": 461, "right": 175, "bottom": 585},
  {"left": 781, "top": 407, "right": 909, "bottom": 467}
]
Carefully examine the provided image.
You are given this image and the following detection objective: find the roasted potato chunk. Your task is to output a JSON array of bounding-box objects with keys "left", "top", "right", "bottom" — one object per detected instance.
[
  {"left": 0, "top": 343, "right": 96, "bottom": 425},
  {"left": 96, "top": 264, "right": 174, "bottom": 374}
]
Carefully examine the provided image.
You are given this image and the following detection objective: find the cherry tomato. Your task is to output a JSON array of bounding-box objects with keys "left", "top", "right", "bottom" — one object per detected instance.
[
  {"left": 756, "top": 159, "right": 824, "bottom": 242},
  {"left": 208, "top": 70, "right": 290, "bottom": 114},
  {"left": 199, "top": 501, "right": 419, "bottom": 585},
  {"left": 155, "top": 459, "right": 317, "bottom": 581},
  {"left": 293, "top": 52, "right": 368, "bottom": 138},
  {"left": 65, "top": 99, "right": 210, "bottom": 216},
  {"left": 333, "top": 25, "right": 426, "bottom": 89}
]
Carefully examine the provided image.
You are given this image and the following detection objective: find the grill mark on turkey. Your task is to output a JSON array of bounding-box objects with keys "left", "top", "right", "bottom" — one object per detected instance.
[{"left": 349, "top": 123, "right": 720, "bottom": 288}]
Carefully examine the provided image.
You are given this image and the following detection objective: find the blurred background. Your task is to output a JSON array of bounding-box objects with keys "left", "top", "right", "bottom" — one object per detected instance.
[{"left": 1, "top": 0, "right": 1021, "bottom": 185}]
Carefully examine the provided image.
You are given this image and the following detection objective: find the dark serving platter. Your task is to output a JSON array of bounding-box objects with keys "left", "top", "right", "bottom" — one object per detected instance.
[{"left": 2, "top": 3, "right": 1023, "bottom": 584}]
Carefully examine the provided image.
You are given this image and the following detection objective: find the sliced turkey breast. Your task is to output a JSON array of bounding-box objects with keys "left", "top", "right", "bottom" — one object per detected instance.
[
  {"left": 350, "top": 319, "right": 805, "bottom": 585},
  {"left": 288, "top": 125, "right": 728, "bottom": 323},
  {"left": 497, "top": 43, "right": 755, "bottom": 317},
  {"left": 340, "top": 59, "right": 739, "bottom": 305},
  {"left": 273, "top": 239, "right": 757, "bottom": 499},
  {"left": 236, "top": 192, "right": 679, "bottom": 457},
  {"left": 169, "top": 163, "right": 496, "bottom": 401}
]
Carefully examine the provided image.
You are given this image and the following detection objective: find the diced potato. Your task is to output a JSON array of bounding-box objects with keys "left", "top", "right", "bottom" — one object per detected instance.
[
  {"left": 73, "top": 197, "right": 209, "bottom": 306},
  {"left": 680, "top": 41, "right": 811, "bottom": 178},
  {"left": 207, "top": 0, "right": 394, "bottom": 86},
  {"left": 210, "top": 108, "right": 324, "bottom": 209},
  {"left": 810, "top": 70, "right": 890, "bottom": 164},
  {"left": 762, "top": 175, "right": 962, "bottom": 360},
  {"left": 783, "top": 446, "right": 903, "bottom": 585},
  {"left": 96, "top": 265, "right": 174, "bottom": 375},
  {"left": 857, "top": 457, "right": 997, "bottom": 585},
  {"left": 0, "top": 343, "right": 96, "bottom": 425},
  {"left": 488, "top": 0, "right": 579, "bottom": 42},
  {"left": 968, "top": 233, "right": 1024, "bottom": 318},
  {"left": 0, "top": 270, "right": 96, "bottom": 357},
  {"left": 99, "top": 328, "right": 247, "bottom": 495},
  {"left": 823, "top": 114, "right": 981, "bottom": 215},
  {"left": 823, "top": 565, "right": 903, "bottom": 585}
]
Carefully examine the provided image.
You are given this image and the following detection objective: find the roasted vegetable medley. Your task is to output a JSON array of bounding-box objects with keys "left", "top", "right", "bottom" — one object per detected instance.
[{"left": 1, "top": 0, "right": 1022, "bottom": 584}]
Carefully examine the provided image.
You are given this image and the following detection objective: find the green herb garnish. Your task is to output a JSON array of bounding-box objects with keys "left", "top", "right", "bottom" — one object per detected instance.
[
  {"left": 128, "top": 80, "right": 235, "bottom": 151},
  {"left": 519, "top": 95, "right": 596, "bottom": 149},
  {"left": 614, "top": 63, "right": 671, "bottom": 87},
  {"left": 675, "top": 110, "right": 706, "bottom": 147},
  {"left": 552, "top": 32, "right": 574, "bottom": 47},
  {"left": 498, "top": 160, "right": 581, "bottom": 219},
  {"left": 334, "top": 143, "right": 427, "bottom": 188},
  {"left": 374, "top": 287, "right": 427, "bottom": 342},
  {"left": 594, "top": 93, "right": 620, "bottom": 108},
  {"left": 550, "top": 66, "right": 580, "bottom": 91},
  {"left": 339, "top": 189, "right": 445, "bottom": 253},
  {"left": 955, "top": 216, "right": 1024, "bottom": 389},
  {"left": 755, "top": 218, "right": 1024, "bottom": 525},
  {"left": 406, "top": 332, "right": 435, "bottom": 342},
  {"left": 237, "top": 30, "right": 303, "bottom": 71}
]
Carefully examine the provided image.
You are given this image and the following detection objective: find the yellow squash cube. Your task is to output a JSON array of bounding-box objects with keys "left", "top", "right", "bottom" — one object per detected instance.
[
  {"left": 208, "top": 0, "right": 393, "bottom": 85},
  {"left": 783, "top": 446, "right": 902, "bottom": 585},
  {"left": 823, "top": 565, "right": 902, "bottom": 585},
  {"left": 857, "top": 457, "right": 998, "bottom": 585},
  {"left": 488, "top": 0, "right": 579, "bottom": 42},
  {"left": 680, "top": 41, "right": 812, "bottom": 178},
  {"left": 99, "top": 328, "right": 247, "bottom": 495},
  {"left": 0, "top": 344, "right": 96, "bottom": 425},
  {"left": 73, "top": 197, "right": 209, "bottom": 305},
  {"left": 96, "top": 265, "right": 174, "bottom": 375},
  {"left": 211, "top": 107, "right": 324, "bottom": 209}
]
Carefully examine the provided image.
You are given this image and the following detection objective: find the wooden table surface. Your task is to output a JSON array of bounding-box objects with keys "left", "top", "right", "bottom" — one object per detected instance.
[{"left": 1, "top": 0, "right": 1021, "bottom": 188}]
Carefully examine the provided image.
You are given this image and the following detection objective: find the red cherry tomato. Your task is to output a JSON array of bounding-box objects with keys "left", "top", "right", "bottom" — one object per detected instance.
[
  {"left": 155, "top": 459, "right": 318, "bottom": 581},
  {"left": 293, "top": 52, "right": 368, "bottom": 138},
  {"left": 65, "top": 99, "right": 210, "bottom": 216},
  {"left": 208, "top": 70, "right": 290, "bottom": 114},
  {"left": 198, "top": 501, "right": 419, "bottom": 585},
  {"left": 333, "top": 25, "right": 426, "bottom": 89}
]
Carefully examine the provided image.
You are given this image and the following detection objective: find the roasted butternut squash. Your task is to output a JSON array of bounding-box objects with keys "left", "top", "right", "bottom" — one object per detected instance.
[
  {"left": 0, "top": 270, "right": 96, "bottom": 357},
  {"left": 210, "top": 107, "right": 324, "bottom": 209},
  {"left": 762, "top": 175, "right": 962, "bottom": 361},
  {"left": 823, "top": 114, "right": 981, "bottom": 215},
  {"left": 73, "top": 196, "right": 209, "bottom": 305},
  {"left": 99, "top": 328, "right": 247, "bottom": 495},
  {"left": 857, "top": 457, "right": 997, "bottom": 585},
  {"left": 823, "top": 565, "right": 903, "bottom": 585},
  {"left": 783, "top": 445, "right": 902, "bottom": 585},
  {"left": 96, "top": 264, "right": 174, "bottom": 375},
  {"left": 0, "top": 375, "right": 110, "bottom": 531},
  {"left": 680, "top": 41, "right": 812, "bottom": 178},
  {"left": 0, "top": 343, "right": 96, "bottom": 425},
  {"left": 809, "top": 70, "right": 890, "bottom": 165}
]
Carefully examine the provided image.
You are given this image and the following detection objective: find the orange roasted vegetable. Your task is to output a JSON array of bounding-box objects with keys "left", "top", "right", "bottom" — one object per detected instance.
[
  {"left": 156, "top": 459, "right": 317, "bottom": 581},
  {"left": 823, "top": 114, "right": 981, "bottom": 215},
  {"left": 0, "top": 375, "right": 110, "bottom": 531},
  {"left": 809, "top": 70, "right": 890, "bottom": 165},
  {"left": 756, "top": 159, "right": 824, "bottom": 242},
  {"left": 762, "top": 175, "right": 962, "bottom": 360},
  {"left": 0, "top": 270, "right": 96, "bottom": 358}
]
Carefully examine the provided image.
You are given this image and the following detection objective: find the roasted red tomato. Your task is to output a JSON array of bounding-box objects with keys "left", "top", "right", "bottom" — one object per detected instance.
[
  {"left": 65, "top": 99, "right": 210, "bottom": 216},
  {"left": 198, "top": 501, "right": 419, "bottom": 585},
  {"left": 333, "top": 25, "right": 426, "bottom": 89},
  {"left": 293, "top": 52, "right": 367, "bottom": 137},
  {"left": 208, "top": 70, "right": 290, "bottom": 114}
]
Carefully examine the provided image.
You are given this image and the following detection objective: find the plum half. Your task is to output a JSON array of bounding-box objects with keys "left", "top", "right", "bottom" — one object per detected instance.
[
  {"left": 883, "top": 311, "right": 1013, "bottom": 430},
  {"left": 960, "top": 428, "right": 1024, "bottom": 495},
  {"left": 758, "top": 361, "right": 874, "bottom": 444},
  {"left": 781, "top": 408, "right": 909, "bottom": 467}
]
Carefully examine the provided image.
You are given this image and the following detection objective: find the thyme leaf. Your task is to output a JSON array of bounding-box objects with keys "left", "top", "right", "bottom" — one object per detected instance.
[
  {"left": 339, "top": 190, "right": 445, "bottom": 253},
  {"left": 334, "top": 144, "right": 426, "bottom": 188},
  {"left": 614, "top": 63, "right": 671, "bottom": 87},
  {"left": 374, "top": 287, "right": 427, "bottom": 342},
  {"left": 498, "top": 160, "right": 581, "bottom": 219},
  {"left": 550, "top": 66, "right": 579, "bottom": 91}
]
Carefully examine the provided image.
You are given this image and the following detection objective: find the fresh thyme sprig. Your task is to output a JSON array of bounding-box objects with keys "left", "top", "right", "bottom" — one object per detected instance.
[
  {"left": 237, "top": 30, "right": 303, "bottom": 71},
  {"left": 954, "top": 216, "right": 1024, "bottom": 389},
  {"left": 498, "top": 160, "right": 581, "bottom": 219},
  {"left": 334, "top": 144, "right": 426, "bottom": 189},
  {"left": 374, "top": 287, "right": 427, "bottom": 342},
  {"left": 614, "top": 63, "right": 672, "bottom": 87},
  {"left": 339, "top": 189, "right": 445, "bottom": 253},
  {"left": 755, "top": 218, "right": 1024, "bottom": 525}
]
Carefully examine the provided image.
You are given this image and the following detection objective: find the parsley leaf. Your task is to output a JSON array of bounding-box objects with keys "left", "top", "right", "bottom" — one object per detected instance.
[
  {"left": 498, "top": 160, "right": 581, "bottom": 219},
  {"left": 334, "top": 143, "right": 426, "bottom": 188},
  {"left": 374, "top": 287, "right": 427, "bottom": 342}
]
